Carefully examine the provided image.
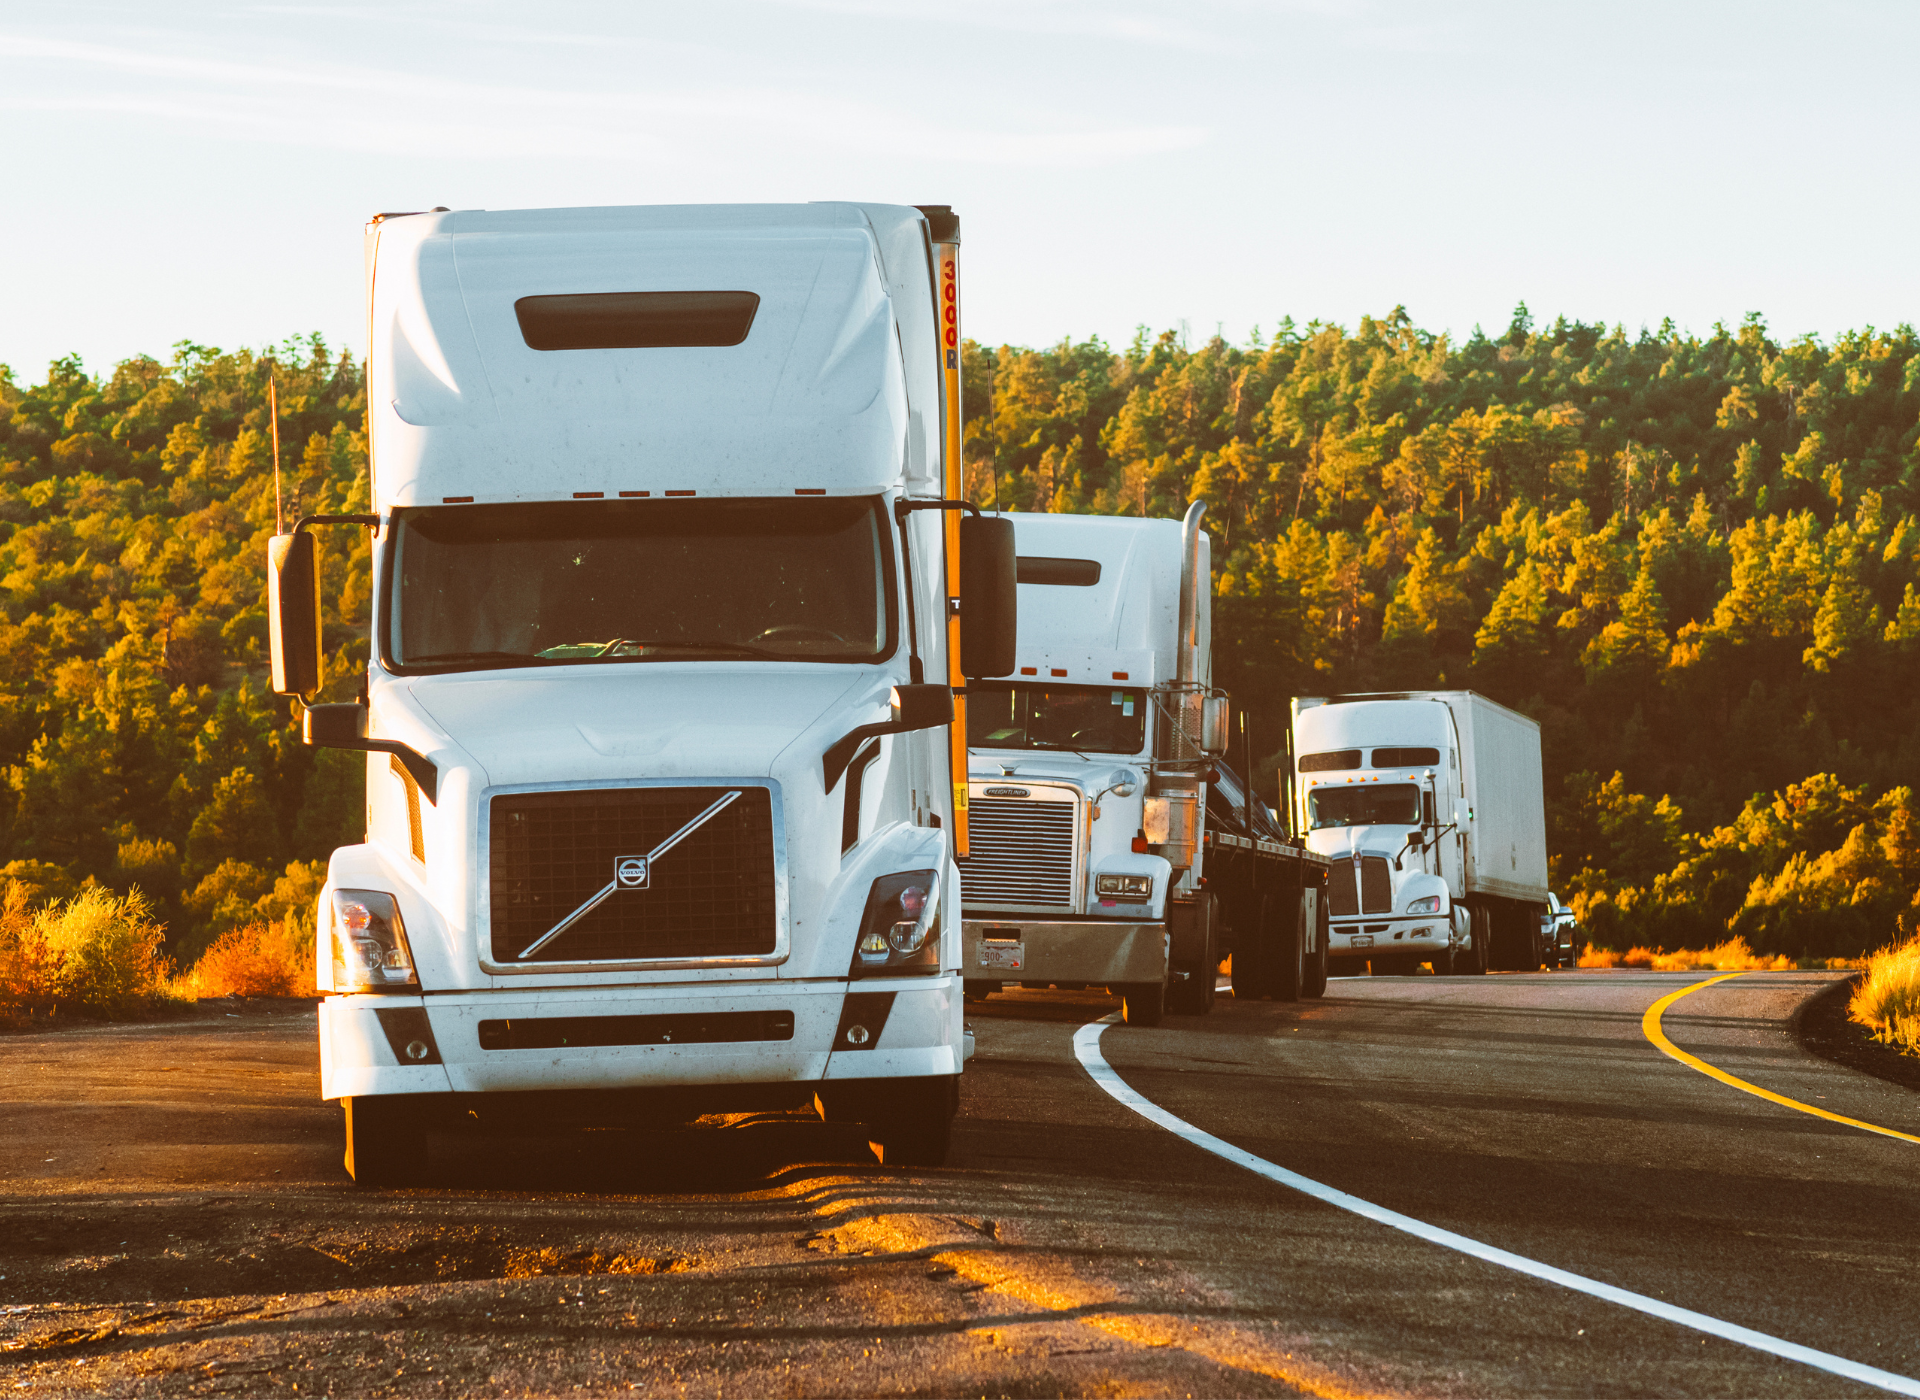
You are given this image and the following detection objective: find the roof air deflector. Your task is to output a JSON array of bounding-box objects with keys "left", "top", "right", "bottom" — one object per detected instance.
[{"left": 514, "top": 291, "right": 761, "bottom": 351}]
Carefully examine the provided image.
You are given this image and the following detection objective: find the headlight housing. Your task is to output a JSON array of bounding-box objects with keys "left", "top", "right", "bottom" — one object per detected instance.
[
  {"left": 1094, "top": 873, "right": 1154, "bottom": 900},
  {"left": 851, "top": 869, "right": 940, "bottom": 977},
  {"left": 329, "top": 889, "right": 419, "bottom": 992},
  {"left": 1406, "top": 894, "right": 1444, "bottom": 916}
]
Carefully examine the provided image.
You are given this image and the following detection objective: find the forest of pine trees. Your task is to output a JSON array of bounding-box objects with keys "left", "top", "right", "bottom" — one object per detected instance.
[{"left": 0, "top": 306, "right": 1916, "bottom": 963}]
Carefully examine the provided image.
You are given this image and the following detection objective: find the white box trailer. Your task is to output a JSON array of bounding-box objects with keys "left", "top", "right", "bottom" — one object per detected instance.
[
  {"left": 264, "top": 203, "right": 1019, "bottom": 1182},
  {"left": 1290, "top": 691, "right": 1551, "bottom": 973}
]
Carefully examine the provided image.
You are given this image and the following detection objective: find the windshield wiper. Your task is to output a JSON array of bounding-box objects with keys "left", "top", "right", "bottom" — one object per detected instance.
[
  {"left": 405, "top": 650, "right": 546, "bottom": 668},
  {"left": 584, "top": 638, "right": 783, "bottom": 660}
]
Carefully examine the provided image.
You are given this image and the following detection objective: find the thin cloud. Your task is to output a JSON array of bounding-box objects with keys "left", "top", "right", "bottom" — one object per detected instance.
[{"left": 0, "top": 31, "right": 1205, "bottom": 168}]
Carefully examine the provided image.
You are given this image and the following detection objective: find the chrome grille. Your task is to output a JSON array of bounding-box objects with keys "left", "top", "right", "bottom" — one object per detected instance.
[
  {"left": 1330, "top": 856, "right": 1394, "bottom": 918},
  {"left": 489, "top": 786, "right": 776, "bottom": 963},
  {"left": 959, "top": 797, "right": 1077, "bottom": 908}
]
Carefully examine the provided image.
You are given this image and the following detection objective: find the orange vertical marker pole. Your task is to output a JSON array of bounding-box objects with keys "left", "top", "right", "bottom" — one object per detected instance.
[{"left": 934, "top": 231, "right": 967, "bottom": 860}]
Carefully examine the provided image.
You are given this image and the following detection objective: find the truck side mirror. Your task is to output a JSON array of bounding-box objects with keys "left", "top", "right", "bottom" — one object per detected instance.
[
  {"left": 822, "top": 683, "right": 956, "bottom": 790},
  {"left": 958, "top": 515, "right": 1017, "bottom": 678},
  {"left": 268, "top": 531, "right": 322, "bottom": 698},
  {"left": 1454, "top": 799, "right": 1472, "bottom": 826},
  {"left": 1201, "top": 696, "right": 1228, "bottom": 755},
  {"left": 1422, "top": 791, "right": 1436, "bottom": 827}
]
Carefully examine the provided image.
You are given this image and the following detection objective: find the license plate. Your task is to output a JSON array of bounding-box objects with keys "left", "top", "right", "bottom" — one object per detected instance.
[
  {"left": 978, "top": 943, "right": 1024, "bottom": 971},
  {"left": 1349, "top": 934, "right": 1374, "bottom": 949}
]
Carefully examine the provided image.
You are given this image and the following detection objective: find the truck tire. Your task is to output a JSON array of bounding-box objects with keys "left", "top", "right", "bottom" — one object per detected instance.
[
  {"left": 1275, "top": 894, "right": 1306, "bottom": 1003},
  {"left": 1231, "top": 895, "right": 1275, "bottom": 999},
  {"left": 1169, "top": 913, "right": 1217, "bottom": 1016},
  {"left": 1460, "top": 906, "right": 1488, "bottom": 975},
  {"left": 343, "top": 1095, "right": 428, "bottom": 1187},
  {"left": 1120, "top": 982, "right": 1166, "bottom": 1026},
  {"left": 1429, "top": 944, "right": 1457, "bottom": 976},
  {"left": 866, "top": 1076, "right": 958, "bottom": 1168},
  {"left": 1302, "top": 896, "right": 1329, "bottom": 999}
]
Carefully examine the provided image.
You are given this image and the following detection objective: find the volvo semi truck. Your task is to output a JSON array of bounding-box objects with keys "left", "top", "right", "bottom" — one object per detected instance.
[
  {"left": 1288, "top": 691, "right": 1550, "bottom": 974},
  {"left": 265, "top": 202, "right": 1018, "bottom": 1182},
  {"left": 958, "top": 505, "right": 1331, "bottom": 1024}
]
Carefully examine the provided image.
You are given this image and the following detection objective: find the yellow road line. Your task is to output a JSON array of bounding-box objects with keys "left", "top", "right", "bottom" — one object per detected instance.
[{"left": 1643, "top": 973, "right": 1920, "bottom": 1145}]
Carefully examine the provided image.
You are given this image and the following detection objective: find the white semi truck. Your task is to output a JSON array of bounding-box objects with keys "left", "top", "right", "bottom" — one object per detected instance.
[
  {"left": 958, "top": 505, "right": 1333, "bottom": 1024},
  {"left": 1287, "top": 691, "right": 1551, "bottom": 974},
  {"left": 265, "top": 202, "right": 1019, "bottom": 1182}
]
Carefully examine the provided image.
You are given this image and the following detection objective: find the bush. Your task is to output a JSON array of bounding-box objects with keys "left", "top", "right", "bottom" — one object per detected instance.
[
  {"left": 1849, "top": 936, "right": 1920, "bottom": 1057},
  {"left": 174, "top": 919, "right": 315, "bottom": 999},
  {"left": 0, "top": 881, "right": 178, "bottom": 1019}
]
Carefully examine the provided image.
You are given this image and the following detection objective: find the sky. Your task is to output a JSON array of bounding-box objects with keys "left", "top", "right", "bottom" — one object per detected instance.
[{"left": 3, "top": 0, "right": 1917, "bottom": 384}]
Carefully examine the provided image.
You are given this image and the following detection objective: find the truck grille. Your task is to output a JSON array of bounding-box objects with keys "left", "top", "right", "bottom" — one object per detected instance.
[
  {"left": 489, "top": 786, "right": 777, "bottom": 963},
  {"left": 959, "top": 797, "right": 1077, "bottom": 908},
  {"left": 1329, "top": 855, "right": 1394, "bottom": 918}
]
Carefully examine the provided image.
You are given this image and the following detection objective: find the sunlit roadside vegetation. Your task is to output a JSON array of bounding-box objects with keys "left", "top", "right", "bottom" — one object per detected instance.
[
  {"left": 1575, "top": 936, "right": 1856, "bottom": 971},
  {"left": 1849, "top": 936, "right": 1920, "bottom": 1056}
]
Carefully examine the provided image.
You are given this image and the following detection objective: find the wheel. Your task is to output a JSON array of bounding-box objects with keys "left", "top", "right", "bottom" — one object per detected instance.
[
  {"left": 1302, "top": 895, "right": 1329, "bottom": 998},
  {"left": 1120, "top": 982, "right": 1166, "bottom": 1026},
  {"left": 1231, "top": 897, "right": 1273, "bottom": 1000},
  {"left": 963, "top": 979, "right": 1000, "bottom": 1002},
  {"left": 866, "top": 1077, "right": 958, "bottom": 1168},
  {"left": 1169, "top": 910, "right": 1218, "bottom": 1016},
  {"left": 1429, "top": 943, "right": 1457, "bottom": 976},
  {"left": 343, "top": 1095, "right": 428, "bottom": 1187},
  {"left": 1276, "top": 895, "right": 1306, "bottom": 1003},
  {"left": 1460, "top": 906, "right": 1488, "bottom": 975}
]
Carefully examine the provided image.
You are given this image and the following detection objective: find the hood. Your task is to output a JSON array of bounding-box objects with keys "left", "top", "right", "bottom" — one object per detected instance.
[
  {"left": 969, "top": 751, "right": 1142, "bottom": 795},
  {"left": 409, "top": 665, "right": 872, "bottom": 788},
  {"left": 1304, "top": 824, "right": 1412, "bottom": 863}
]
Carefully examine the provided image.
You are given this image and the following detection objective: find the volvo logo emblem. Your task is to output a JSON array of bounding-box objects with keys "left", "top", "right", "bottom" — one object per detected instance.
[
  {"left": 615, "top": 855, "right": 650, "bottom": 889},
  {"left": 984, "top": 786, "right": 1030, "bottom": 798}
]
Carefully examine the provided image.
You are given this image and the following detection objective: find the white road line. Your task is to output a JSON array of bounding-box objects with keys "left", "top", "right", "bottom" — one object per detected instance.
[{"left": 1073, "top": 1016, "right": 1920, "bottom": 1398}]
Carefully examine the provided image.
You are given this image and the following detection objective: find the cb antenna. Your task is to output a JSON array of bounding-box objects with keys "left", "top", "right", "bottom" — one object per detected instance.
[{"left": 267, "top": 361, "right": 284, "bottom": 534}]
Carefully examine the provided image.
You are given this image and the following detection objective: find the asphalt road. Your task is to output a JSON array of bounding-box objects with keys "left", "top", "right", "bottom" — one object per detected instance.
[{"left": 2, "top": 968, "right": 1915, "bottom": 1397}]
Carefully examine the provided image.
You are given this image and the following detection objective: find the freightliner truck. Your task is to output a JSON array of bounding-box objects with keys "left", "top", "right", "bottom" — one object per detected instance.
[
  {"left": 1287, "top": 691, "right": 1551, "bottom": 974},
  {"left": 264, "top": 202, "right": 1019, "bottom": 1182},
  {"left": 957, "top": 504, "right": 1332, "bottom": 1025}
]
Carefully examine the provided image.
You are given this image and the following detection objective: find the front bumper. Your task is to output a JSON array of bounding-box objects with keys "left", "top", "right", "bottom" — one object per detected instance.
[
  {"left": 961, "top": 917, "right": 1166, "bottom": 984},
  {"left": 318, "top": 977, "right": 961, "bottom": 1100},
  {"left": 1329, "top": 918, "right": 1449, "bottom": 957}
]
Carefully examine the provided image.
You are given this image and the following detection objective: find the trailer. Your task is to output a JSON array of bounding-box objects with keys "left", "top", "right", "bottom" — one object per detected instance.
[{"left": 958, "top": 503, "right": 1333, "bottom": 1023}]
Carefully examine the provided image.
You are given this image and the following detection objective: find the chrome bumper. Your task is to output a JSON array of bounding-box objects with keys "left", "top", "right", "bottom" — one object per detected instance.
[{"left": 961, "top": 917, "right": 1167, "bottom": 984}]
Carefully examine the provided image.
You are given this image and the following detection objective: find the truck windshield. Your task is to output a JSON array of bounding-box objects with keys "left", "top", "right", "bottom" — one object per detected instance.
[
  {"left": 387, "top": 498, "right": 893, "bottom": 671},
  {"left": 1306, "top": 783, "right": 1420, "bottom": 829},
  {"left": 967, "top": 683, "right": 1145, "bottom": 755}
]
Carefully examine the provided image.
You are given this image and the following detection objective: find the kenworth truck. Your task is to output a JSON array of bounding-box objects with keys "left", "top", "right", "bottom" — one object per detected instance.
[
  {"left": 265, "top": 202, "right": 1018, "bottom": 1182},
  {"left": 1288, "top": 691, "right": 1550, "bottom": 974},
  {"left": 957, "top": 505, "right": 1331, "bottom": 1025}
]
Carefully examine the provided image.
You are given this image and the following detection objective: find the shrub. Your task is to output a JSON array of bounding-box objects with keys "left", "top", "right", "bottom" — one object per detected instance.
[
  {"left": 1578, "top": 937, "right": 1799, "bottom": 971},
  {"left": 0, "top": 881, "right": 177, "bottom": 1018},
  {"left": 175, "top": 918, "right": 315, "bottom": 999},
  {"left": 1849, "top": 936, "right": 1920, "bottom": 1056}
]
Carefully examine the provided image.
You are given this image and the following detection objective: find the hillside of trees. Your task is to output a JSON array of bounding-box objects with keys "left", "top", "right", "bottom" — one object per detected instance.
[
  {"left": 1, "top": 306, "right": 1916, "bottom": 962},
  {"left": 960, "top": 308, "right": 1920, "bottom": 956}
]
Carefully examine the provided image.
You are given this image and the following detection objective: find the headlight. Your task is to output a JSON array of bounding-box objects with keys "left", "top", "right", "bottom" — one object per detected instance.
[
  {"left": 851, "top": 870, "right": 941, "bottom": 977},
  {"left": 1406, "top": 894, "right": 1444, "bottom": 915},
  {"left": 329, "top": 889, "right": 419, "bottom": 992},
  {"left": 1095, "top": 873, "right": 1154, "bottom": 900}
]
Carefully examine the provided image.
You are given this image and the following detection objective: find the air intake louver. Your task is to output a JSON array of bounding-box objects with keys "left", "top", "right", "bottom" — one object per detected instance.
[
  {"left": 489, "top": 787, "right": 776, "bottom": 963},
  {"left": 959, "top": 797, "right": 1076, "bottom": 907}
]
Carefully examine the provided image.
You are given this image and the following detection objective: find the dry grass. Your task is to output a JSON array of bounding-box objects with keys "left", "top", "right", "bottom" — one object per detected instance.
[
  {"left": 172, "top": 919, "right": 316, "bottom": 999},
  {"left": 1849, "top": 936, "right": 1920, "bottom": 1057},
  {"left": 1576, "top": 936, "right": 1847, "bottom": 971}
]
